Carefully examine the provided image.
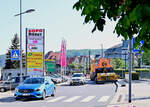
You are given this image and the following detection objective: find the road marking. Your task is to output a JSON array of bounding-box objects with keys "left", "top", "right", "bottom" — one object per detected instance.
[
  {"left": 47, "top": 96, "right": 66, "bottom": 102},
  {"left": 80, "top": 96, "right": 96, "bottom": 102},
  {"left": 63, "top": 96, "right": 81, "bottom": 102},
  {"left": 98, "top": 96, "right": 110, "bottom": 102}
]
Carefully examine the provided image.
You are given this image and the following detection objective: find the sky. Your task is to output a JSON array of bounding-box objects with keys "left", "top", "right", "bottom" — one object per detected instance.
[{"left": 0, "top": 0, "right": 123, "bottom": 55}]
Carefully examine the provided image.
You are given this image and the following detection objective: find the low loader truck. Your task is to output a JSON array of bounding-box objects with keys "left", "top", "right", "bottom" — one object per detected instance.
[{"left": 90, "top": 58, "right": 118, "bottom": 84}]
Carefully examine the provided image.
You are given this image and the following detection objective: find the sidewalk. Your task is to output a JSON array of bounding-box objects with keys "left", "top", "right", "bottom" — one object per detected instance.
[
  {"left": 107, "top": 79, "right": 150, "bottom": 107},
  {"left": 0, "top": 91, "right": 14, "bottom": 99}
]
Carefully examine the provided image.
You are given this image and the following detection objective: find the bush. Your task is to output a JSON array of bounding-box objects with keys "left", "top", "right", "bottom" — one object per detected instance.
[
  {"left": 71, "top": 71, "right": 85, "bottom": 74},
  {"left": 132, "top": 72, "right": 139, "bottom": 80}
]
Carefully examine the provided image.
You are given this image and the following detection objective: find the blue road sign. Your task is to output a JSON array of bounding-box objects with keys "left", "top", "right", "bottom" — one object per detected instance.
[
  {"left": 11, "top": 49, "right": 20, "bottom": 60},
  {"left": 133, "top": 38, "right": 144, "bottom": 53}
]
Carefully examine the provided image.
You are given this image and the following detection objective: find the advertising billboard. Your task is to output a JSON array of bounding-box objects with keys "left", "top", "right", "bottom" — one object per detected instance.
[{"left": 26, "top": 28, "right": 45, "bottom": 76}]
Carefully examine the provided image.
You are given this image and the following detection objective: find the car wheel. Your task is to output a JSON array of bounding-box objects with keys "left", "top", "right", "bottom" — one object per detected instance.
[
  {"left": 51, "top": 88, "right": 56, "bottom": 97},
  {"left": 42, "top": 90, "right": 46, "bottom": 100},
  {"left": 0, "top": 88, "right": 6, "bottom": 92},
  {"left": 15, "top": 97, "right": 20, "bottom": 101}
]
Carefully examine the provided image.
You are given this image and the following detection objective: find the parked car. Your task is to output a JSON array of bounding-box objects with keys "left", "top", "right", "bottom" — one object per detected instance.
[
  {"left": 70, "top": 73, "right": 86, "bottom": 85},
  {"left": 0, "top": 76, "right": 29, "bottom": 92},
  {"left": 14, "top": 76, "right": 55, "bottom": 100},
  {"left": 48, "top": 74, "right": 62, "bottom": 84},
  {"left": 55, "top": 73, "right": 68, "bottom": 82}
]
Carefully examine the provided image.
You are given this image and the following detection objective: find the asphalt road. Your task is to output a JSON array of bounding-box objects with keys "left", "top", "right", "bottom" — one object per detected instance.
[{"left": 0, "top": 80, "right": 117, "bottom": 107}]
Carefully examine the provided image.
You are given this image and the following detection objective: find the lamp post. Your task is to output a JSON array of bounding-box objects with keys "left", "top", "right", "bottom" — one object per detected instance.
[{"left": 14, "top": 0, "right": 35, "bottom": 82}]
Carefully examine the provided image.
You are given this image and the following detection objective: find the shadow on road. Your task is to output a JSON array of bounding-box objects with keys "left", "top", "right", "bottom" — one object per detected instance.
[
  {"left": 133, "top": 96, "right": 150, "bottom": 101},
  {"left": 0, "top": 96, "right": 43, "bottom": 103},
  {"left": 60, "top": 80, "right": 115, "bottom": 87},
  {"left": 0, "top": 96, "right": 15, "bottom": 103}
]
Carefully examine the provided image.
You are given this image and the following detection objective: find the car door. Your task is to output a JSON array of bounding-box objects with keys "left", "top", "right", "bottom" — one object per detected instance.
[
  {"left": 49, "top": 78, "right": 54, "bottom": 95},
  {"left": 45, "top": 78, "right": 51, "bottom": 96}
]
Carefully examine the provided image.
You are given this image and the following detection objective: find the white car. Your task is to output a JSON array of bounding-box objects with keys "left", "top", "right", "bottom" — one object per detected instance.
[{"left": 70, "top": 73, "right": 86, "bottom": 85}]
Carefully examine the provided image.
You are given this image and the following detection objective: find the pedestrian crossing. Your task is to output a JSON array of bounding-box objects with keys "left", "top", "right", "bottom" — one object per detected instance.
[
  {"left": 46, "top": 95, "right": 111, "bottom": 103},
  {"left": 80, "top": 96, "right": 96, "bottom": 102}
]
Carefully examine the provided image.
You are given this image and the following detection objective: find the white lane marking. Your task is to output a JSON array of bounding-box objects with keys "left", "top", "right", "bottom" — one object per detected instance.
[
  {"left": 98, "top": 96, "right": 110, "bottom": 102},
  {"left": 80, "top": 96, "right": 96, "bottom": 102},
  {"left": 63, "top": 96, "right": 81, "bottom": 102},
  {"left": 47, "top": 96, "right": 66, "bottom": 102}
]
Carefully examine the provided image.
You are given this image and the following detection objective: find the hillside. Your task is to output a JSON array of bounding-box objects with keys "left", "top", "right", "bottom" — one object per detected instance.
[{"left": 66, "top": 49, "right": 105, "bottom": 57}]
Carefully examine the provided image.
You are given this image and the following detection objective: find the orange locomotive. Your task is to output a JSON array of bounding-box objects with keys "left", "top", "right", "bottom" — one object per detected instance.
[{"left": 90, "top": 58, "right": 118, "bottom": 84}]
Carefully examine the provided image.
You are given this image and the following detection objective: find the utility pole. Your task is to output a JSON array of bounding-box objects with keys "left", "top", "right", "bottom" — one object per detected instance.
[
  {"left": 129, "top": 39, "right": 132, "bottom": 103},
  {"left": 88, "top": 50, "right": 91, "bottom": 74},
  {"left": 101, "top": 44, "right": 103, "bottom": 58},
  {"left": 19, "top": 0, "right": 23, "bottom": 82}
]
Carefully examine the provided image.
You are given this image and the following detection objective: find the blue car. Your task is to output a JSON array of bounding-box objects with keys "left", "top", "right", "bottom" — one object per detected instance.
[{"left": 14, "top": 76, "right": 55, "bottom": 100}]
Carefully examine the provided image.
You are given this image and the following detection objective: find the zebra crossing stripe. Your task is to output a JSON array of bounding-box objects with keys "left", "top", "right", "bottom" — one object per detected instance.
[
  {"left": 98, "top": 96, "right": 110, "bottom": 102},
  {"left": 47, "top": 96, "right": 66, "bottom": 102},
  {"left": 63, "top": 96, "right": 81, "bottom": 102},
  {"left": 80, "top": 96, "right": 96, "bottom": 102}
]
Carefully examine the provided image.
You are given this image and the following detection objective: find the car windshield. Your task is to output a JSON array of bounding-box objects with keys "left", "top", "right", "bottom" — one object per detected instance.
[
  {"left": 24, "top": 78, "right": 44, "bottom": 84},
  {"left": 72, "top": 74, "right": 83, "bottom": 77}
]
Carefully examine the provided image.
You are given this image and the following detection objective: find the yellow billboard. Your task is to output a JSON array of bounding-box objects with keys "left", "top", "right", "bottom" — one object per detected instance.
[{"left": 27, "top": 52, "right": 43, "bottom": 68}]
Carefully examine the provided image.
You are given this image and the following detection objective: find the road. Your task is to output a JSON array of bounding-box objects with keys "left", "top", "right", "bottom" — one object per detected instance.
[{"left": 0, "top": 80, "right": 117, "bottom": 107}]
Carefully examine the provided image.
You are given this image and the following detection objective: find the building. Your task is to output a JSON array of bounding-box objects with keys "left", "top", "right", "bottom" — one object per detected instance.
[
  {"left": 45, "top": 51, "right": 61, "bottom": 73},
  {"left": 45, "top": 51, "right": 61, "bottom": 64},
  {"left": 104, "top": 40, "right": 129, "bottom": 60},
  {"left": 67, "top": 56, "right": 89, "bottom": 66}
]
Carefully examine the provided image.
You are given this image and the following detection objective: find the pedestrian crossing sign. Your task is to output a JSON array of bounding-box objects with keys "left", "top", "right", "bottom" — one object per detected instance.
[{"left": 11, "top": 49, "right": 20, "bottom": 60}]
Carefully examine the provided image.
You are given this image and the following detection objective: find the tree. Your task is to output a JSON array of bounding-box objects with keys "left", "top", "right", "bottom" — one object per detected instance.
[
  {"left": 111, "top": 58, "right": 125, "bottom": 69},
  {"left": 73, "top": 0, "right": 150, "bottom": 51},
  {"left": 4, "top": 34, "right": 25, "bottom": 69},
  {"left": 142, "top": 51, "right": 150, "bottom": 65}
]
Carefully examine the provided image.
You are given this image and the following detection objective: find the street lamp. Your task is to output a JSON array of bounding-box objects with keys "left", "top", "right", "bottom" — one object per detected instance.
[{"left": 14, "top": 0, "right": 35, "bottom": 82}]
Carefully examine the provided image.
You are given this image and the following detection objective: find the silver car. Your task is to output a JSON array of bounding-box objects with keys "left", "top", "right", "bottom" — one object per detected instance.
[
  {"left": 0, "top": 76, "right": 29, "bottom": 92},
  {"left": 70, "top": 73, "right": 86, "bottom": 85}
]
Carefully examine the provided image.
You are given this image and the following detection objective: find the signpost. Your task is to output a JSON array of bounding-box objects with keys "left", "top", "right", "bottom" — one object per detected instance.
[
  {"left": 11, "top": 49, "right": 20, "bottom": 60},
  {"left": 133, "top": 38, "right": 144, "bottom": 53},
  {"left": 26, "top": 28, "right": 45, "bottom": 76}
]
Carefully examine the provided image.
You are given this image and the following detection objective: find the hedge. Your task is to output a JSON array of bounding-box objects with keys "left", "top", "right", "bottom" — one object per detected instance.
[{"left": 114, "top": 69, "right": 150, "bottom": 73}]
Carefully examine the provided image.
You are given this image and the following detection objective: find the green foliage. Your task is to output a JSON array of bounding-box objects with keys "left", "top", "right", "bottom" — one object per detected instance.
[
  {"left": 111, "top": 58, "right": 126, "bottom": 69},
  {"left": 4, "top": 34, "right": 25, "bottom": 69},
  {"left": 73, "top": 0, "right": 150, "bottom": 51},
  {"left": 132, "top": 72, "right": 139, "bottom": 80},
  {"left": 68, "top": 63, "right": 78, "bottom": 69},
  {"left": 142, "top": 51, "right": 150, "bottom": 65},
  {"left": 134, "top": 68, "right": 150, "bottom": 73},
  {"left": 72, "top": 71, "right": 86, "bottom": 74},
  {"left": 68, "top": 63, "right": 85, "bottom": 69}
]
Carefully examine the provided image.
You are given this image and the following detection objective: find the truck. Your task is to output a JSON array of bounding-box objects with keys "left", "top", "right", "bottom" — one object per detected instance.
[{"left": 90, "top": 58, "right": 118, "bottom": 84}]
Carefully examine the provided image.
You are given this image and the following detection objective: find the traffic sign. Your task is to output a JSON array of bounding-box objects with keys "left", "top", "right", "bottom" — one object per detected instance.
[
  {"left": 133, "top": 38, "right": 144, "bottom": 53},
  {"left": 11, "top": 49, "right": 20, "bottom": 60}
]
